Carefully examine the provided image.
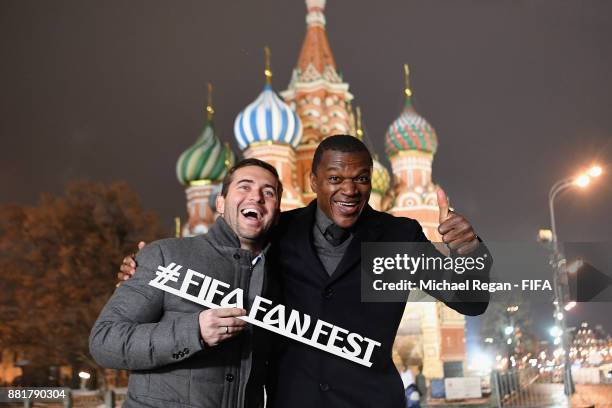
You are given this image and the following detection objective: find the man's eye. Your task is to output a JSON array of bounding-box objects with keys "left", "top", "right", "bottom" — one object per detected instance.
[
  {"left": 329, "top": 176, "right": 341, "bottom": 183},
  {"left": 356, "top": 176, "right": 370, "bottom": 183},
  {"left": 264, "top": 190, "right": 275, "bottom": 198},
  {"left": 238, "top": 185, "right": 250, "bottom": 190}
]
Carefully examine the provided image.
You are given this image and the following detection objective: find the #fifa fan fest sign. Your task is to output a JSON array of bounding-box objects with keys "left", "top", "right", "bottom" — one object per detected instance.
[{"left": 149, "top": 262, "right": 382, "bottom": 367}]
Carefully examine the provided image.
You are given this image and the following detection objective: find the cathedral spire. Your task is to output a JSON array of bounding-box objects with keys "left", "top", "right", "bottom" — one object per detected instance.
[
  {"left": 282, "top": 0, "right": 354, "bottom": 201},
  {"left": 206, "top": 82, "right": 214, "bottom": 122},
  {"left": 355, "top": 106, "right": 364, "bottom": 141},
  {"left": 264, "top": 46, "right": 273, "bottom": 85},
  {"left": 297, "top": 0, "right": 337, "bottom": 74},
  {"left": 403, "top": 63, "right": 414, "bottom": 109}
]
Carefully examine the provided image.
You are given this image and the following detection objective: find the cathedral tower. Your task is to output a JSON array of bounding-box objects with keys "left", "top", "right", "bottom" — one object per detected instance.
[
  {"left": 385, "top": 65, "right": 466, "bottom": 379},
  {"left": 385, "top": 65, "right": 441, "bottom": 240},
  {"left": 176, "top": 83, "right": 236, "bottom": 236},
  {"left": 234, "top": 48, "right": 304, "bottom": 211},
  {"left": 281, "top": 0, "right": 354, "bottom": 201}
]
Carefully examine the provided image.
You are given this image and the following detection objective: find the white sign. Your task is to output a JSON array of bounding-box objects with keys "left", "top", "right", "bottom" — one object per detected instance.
[
  {"left": 571, "top": 367, "right": 601, "bottom": 384},
  {"left": 588, "top": 351, "right": 603, "bottom": 366},
  {"left": 149, "top": 262, "right": 381, "bottom": 367},
  {"left": 444, "top": 377, "right": 482, "bottom": 400}
]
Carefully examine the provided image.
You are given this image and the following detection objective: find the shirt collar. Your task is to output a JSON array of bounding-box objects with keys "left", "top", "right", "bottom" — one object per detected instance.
[
  {"left": 252, "top": 242, "right": 270, "bottom": 265},
  {"left": 315, "top": 206, "right": 335, "bottom": 234}
]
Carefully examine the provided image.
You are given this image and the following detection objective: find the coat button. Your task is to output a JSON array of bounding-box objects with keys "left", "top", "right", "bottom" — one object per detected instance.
[
  {"left": 226, "top": 374, "right": 235, "bottom": 382},
  {"left": 233, "top": 253, "right": 240, "bottom": 260},
  {"left": 323, "top": 288, "right": 334, "bottom": 299},
  {"left": 319, "top": 383, "right": 330, "bottom": 392}
]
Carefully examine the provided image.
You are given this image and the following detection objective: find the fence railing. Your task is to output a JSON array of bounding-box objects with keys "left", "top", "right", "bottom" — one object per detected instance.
[{"left": 492, "top": 367, "right": 568, "bottom": 407}]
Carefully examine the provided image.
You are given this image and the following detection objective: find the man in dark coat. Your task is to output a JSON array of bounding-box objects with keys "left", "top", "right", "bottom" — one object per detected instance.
[{"left": 267, "top": 135, "right": 490, "bottom": 408}]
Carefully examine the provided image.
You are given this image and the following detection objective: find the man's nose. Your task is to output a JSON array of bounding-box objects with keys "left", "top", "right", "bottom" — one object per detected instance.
[
  {"left": 248, "top": 189, "right": 265, "bottom": 203},
  {"left": 340, "top": 179, "right": 359, "bottom": 196}
]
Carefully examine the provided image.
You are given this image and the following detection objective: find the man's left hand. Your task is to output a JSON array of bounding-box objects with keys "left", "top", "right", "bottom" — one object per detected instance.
[{"left": 437, "top": 188, "right": 479, "bottom": 255}]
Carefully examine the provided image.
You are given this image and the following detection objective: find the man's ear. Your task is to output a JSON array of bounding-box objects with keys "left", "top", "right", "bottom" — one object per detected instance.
[
  {"left": 215, "top": 195, "right": 225, "bottom": 216},
  {"left": 309, "top": 171, "right": 318, "bottom": 194}
]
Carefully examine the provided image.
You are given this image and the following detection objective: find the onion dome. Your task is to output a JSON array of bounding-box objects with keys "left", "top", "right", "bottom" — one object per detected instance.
[
  {"left": 385, "top": 64, "right": 438, "bottom": 156},
  {"left": 372, "top": 159, "right": 391, "bottom": 195},
  {"left": 355, "top": 106, "right": 391, "bottom": 195},
  {"left": 234, "top": 47, "right": 303, "bottom": 150},
  {"left": 176, "top": 83, "right": 235, "bottom": 185}
]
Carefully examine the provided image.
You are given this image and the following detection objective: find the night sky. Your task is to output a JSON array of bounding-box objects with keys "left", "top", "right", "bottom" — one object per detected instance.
[{"left": 1, "top": 1, "right": 611, "bottom": 334}]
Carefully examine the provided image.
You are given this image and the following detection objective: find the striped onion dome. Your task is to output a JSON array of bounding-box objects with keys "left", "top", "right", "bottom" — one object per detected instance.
[
  {"left": 372, "top": 158, "right": 391, "bottom": 195},
  {"left": 176, "top": 121, "right": 236, "bottom": 185},
  {"left": 385, "top": 65, "right": 438, "bottom": 156},
  {"left": 385, "top": 98, "right": 438, "bottom": 156},
  {"left": 234, "top": 84, "right": 303, "bottom": 150}
]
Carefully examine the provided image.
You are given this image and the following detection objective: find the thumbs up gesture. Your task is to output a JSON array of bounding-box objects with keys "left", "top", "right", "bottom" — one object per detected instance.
[{"left": 437, "top": 188, "right": 479, "bottom": 255}]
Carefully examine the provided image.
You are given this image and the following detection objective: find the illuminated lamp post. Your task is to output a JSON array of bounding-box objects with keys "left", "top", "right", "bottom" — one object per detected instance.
[{"left": 546, "top": 165, "right": 602, "bottom": 396}]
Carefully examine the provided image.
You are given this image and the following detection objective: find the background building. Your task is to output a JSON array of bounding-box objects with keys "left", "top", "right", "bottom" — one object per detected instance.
[{"left": 175, "top": 0, "right": 466, "bottom": 379}]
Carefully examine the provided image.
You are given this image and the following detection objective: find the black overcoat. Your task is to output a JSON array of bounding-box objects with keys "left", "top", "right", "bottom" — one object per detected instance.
[{"left": 268, "top": 201, "right": 490, "bottom": 408}]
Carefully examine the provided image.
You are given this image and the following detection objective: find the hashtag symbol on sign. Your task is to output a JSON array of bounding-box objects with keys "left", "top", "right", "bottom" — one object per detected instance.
[{"left": 151, "top": 263, "right": 183, "bottom": 287}]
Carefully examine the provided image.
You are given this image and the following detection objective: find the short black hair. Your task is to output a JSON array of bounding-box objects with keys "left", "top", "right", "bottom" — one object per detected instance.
[
  {"left": 311, "top": 134, "right": 373, "bottom": 174},
  {"left": 220, "top": 158, "right": 283, "bottom": 198}
]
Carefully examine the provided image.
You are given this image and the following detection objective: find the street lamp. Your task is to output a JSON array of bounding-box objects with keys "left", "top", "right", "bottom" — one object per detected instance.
[
  {"left": 588, "top": 165, "right": 603, "bottom": 177},
  {"left": 78, "top": 371, "right": 90, "bottom": 390},
  {"left": 547, "top": 164, "right": 603, "bottom": 396},
  {"left": 504, "top": 305, "right": 520, "bottom": 366},
  {"left": 564, "top": 301, "right": 577, "bottom": 312},
  {"left": 549, "top": 165, "right": 602, "bottom": 250}
]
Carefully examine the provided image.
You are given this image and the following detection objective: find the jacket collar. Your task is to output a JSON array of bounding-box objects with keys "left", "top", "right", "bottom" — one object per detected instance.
[
  {"left": 291, "top": 201, "right": 329, "bottom": 280},
  {"left": 207, "top": 216, "right": 242, "bottom": 249}
]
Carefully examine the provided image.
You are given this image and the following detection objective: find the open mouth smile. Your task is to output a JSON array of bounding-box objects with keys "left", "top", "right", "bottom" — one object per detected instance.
[
  {"left": 240, "top": 207, "right": 264, "bottom": 223},
  {"left": 333, "top": 200, "right": 361, "bottom": 216}
]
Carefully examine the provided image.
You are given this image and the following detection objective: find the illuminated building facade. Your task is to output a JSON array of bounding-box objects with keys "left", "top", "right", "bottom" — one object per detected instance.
[{"left": 174, "top": 0, "right": 466, "bottom": 378}]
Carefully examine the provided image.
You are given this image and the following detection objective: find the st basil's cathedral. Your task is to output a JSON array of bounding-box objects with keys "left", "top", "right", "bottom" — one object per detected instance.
[{"left": 175, "top": 0, "right": 467, "bottom": 379}]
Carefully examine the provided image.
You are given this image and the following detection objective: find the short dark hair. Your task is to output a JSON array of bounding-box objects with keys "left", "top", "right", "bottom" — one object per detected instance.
[
  {"left": 220, "top": 158, "right": 283, "bottom": 198},
  {"left": 311, "top": 135, "right": 373, "bottom": 174}
]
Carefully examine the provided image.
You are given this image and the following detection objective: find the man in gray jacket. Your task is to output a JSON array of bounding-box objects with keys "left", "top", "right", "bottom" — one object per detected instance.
[{"left": 89, "top": 158, "right": 283, "bottom": 408}]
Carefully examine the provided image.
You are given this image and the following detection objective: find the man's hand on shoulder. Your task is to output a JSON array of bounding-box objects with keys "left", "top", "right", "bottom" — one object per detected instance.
[
  {"left": 437, "top": 189, "right": 479, "bottom": 255},
  {"left": 199, "top": 308, "right": 247, "bottom": 347},
  {"left": 116, "top": 241, "right": 146, "bottom": 287}
]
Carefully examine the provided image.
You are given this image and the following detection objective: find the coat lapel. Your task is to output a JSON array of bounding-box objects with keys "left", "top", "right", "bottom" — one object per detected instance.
[
  {"left": 329, "top": 205, "right": 383, "bottom": 284},
  {"left": 292, "top": 201, "right": 331, "bottom": 282}
]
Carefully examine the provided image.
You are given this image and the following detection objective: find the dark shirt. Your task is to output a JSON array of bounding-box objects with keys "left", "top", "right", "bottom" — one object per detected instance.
[{"left": 312, "top": 206, "right": 353, "bottom": 276}]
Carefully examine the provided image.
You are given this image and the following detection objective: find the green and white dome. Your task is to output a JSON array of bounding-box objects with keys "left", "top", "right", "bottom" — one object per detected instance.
[{"left": 176, "top": 121, "right": 235, "bottom": 185}]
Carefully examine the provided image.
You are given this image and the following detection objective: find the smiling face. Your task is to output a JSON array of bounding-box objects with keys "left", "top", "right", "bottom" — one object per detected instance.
[
  {"left": 216, "top": 165, "right": 280, "bottom": 252},
  {"left": 310, "top": 150, "right": 372, "bottom": 229}
]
